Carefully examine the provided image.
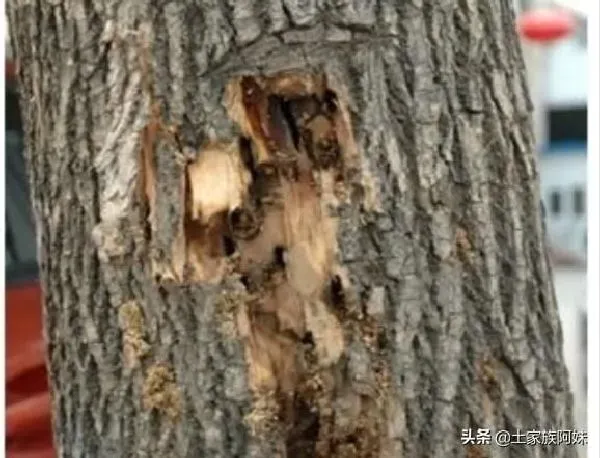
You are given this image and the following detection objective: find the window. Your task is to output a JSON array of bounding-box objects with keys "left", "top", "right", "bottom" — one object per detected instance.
[
  {"left": 548, "top": 107, "right": 587, "bottom": 145},
  {"left": 573, "top": 188, "right": 585, "bottom": 215},
  {"left": 549, "top": 190, "right": 561, "bottom": 215},
  {"left": 5, "top": 86, "right": 39, "bottom": 285}
]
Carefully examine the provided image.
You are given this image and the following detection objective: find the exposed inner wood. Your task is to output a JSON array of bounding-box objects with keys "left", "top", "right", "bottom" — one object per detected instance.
[
  {"left": 186, "top": 142, "right": 251, "bottom": 224},
  {"left": 140, "top": 71, "right": 389, "bottom": 457}
]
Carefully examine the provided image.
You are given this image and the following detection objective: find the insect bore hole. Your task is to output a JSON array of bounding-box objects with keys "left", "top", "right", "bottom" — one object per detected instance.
[
  {"left": 322, "top": 89, "right": 338, "bottom": 115},
  {"left": 301, "top": 331, "right": 315, "bottom": 346},
  {"left": 240, "top": 275, "right": 251, "bottom": 290},
  {"left": 330, "top": 275, "right": 344, "bottom": 306},
  {"left": 223, "top": 235, "right": 236, "bottom": 256},
  {"left": 274, "top": 245, "right": 287, "bottom": 268}
]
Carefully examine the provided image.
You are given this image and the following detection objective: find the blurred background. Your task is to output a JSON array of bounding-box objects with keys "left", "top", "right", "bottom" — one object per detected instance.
[
  {"left": 514, "top": 0, "right": 588, "bottom": 446},
  {"left": 4, "top": 1, "right": 588, "bottom": 456}
]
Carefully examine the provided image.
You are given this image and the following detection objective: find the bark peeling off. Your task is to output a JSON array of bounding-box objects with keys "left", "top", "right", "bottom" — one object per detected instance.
[{"left": 141, "top": 72, "right": 391, "bottom": 456}]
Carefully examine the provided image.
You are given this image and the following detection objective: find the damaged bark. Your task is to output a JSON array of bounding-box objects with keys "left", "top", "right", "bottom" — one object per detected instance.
[{"left": 8, "top": 0, "right": 575, "bottom": 457}]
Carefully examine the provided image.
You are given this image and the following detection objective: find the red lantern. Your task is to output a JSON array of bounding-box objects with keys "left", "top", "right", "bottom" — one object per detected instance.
[{"left": 517, "top": 8, "right": 576, "bottom": 43}]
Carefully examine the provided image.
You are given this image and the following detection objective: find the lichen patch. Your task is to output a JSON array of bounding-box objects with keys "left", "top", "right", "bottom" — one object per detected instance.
[
  {"left": 142, "top": 363, "right": 182, "bottom": 422},
  {"left": 118, "top": 301, "right": 150, "bottom": 368}
]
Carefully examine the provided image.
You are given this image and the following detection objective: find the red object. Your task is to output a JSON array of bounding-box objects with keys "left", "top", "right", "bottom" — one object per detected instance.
[
  {"left": 6, "top": 282, "right": 56, "bottom": 458},
  {"left": 5, "top": 62, "right": 55, "bottom": 457},
  {"left": 5, "top": 63, "right": 55, "bottom": 457},
  {"left": 517, "top": 8, "right": 576, "bottom": 42},
  {"left": 6, "top": 60, "right": 16, "bottom": 80}
]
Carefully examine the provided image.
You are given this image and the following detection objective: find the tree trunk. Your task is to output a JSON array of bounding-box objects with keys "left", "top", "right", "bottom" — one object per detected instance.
[{"left": 8, "top": 1, "right": 575, "bottom": 457}]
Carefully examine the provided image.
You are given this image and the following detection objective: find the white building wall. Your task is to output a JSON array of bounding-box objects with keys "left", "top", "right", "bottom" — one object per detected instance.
[
  {"left": 553, "top": 267, "right": 587, "bottom": 434},
  {"left": 539, "top": 151, "right": 587, "bottom": 258},
  {"left": 547, "top": 34, "right": 587, "bottom": 107}
]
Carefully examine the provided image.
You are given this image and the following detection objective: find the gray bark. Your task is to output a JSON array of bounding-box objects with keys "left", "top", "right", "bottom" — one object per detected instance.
[{"left": 8, "top": 0, "right": 575, "bottom": 457}]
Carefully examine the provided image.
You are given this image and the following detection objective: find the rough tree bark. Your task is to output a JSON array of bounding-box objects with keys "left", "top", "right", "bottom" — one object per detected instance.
[{"left": 8, "top": 0, "right": 576, "bottom": 457}]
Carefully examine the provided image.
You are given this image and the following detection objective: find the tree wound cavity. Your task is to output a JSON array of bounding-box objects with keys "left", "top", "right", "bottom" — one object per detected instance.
[{"left": 141, "top": 72, "right": 389, "bottom": 457}]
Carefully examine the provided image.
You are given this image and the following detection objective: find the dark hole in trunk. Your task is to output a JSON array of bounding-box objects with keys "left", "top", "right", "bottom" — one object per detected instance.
[
  {"left": 285, "top": 396, "right": 320, "bottom": 458},
  {"left": 330, "top": 275, "right": 344, "bottom": 306},
  {"left": 238, "top": 136, "right": 257, "bottom": 179},
  {"left": 278, "top": 97, "right": 301, "bottom": 150},
  {"left": 223, "top": 235, "right": 236, "bottom": 256},
  {"left": 274, "top": 245, "right": 286, "bottom": 267},
  {"left": 301, "top": 331, "right": 315, "bottom": 346},
  {"left": 322, "top": 89, "right": 338, "bottom": 115},
  {"left": 240, "top": 275, "right": 252, "bottom": 290},
  {"left": 228, "top": 207, "right": 261, "bottom": 240}
]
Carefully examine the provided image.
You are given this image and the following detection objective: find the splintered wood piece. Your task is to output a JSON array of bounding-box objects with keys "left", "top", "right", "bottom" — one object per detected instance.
[
  {"left": 184, "top": 217, "right": 229, "bottom": 284},
  {"left": 264, "top": 95, "right": 297, "bottom": 156},
  {"left": 305, "top": 114, "right": 340, "bottom": 169},
  {"left": 225, "top": 77, "right": 272, "bottom": 164},
  {"left": 273, "top": 282, "right": 306, "bottom": 337},
  {"left": 225, "top": 73, "right": 331, "bottom": 169},
  {"left": 186, "top": 142, "right": 251, "bottom": 225},
  {"left": 280, "top": 180, "right": 337, "bottom": 299},
  {"left": 304, "top": 300, "right": 345, "bottom": 367},
  {"left": 264, "top": 72, "right": 326, "bottom": 99},
  {"left": 330, "top": 89, "right": 360, "bottom": 171},
  {"left": 246, "top": 318, "right": 298, "bottom": 394},
  {"left": 236, "top": 208, "right": 286, "bottom": 271},
  {"left": 286, "top": 242, "right": 326, "bottom": 297}
]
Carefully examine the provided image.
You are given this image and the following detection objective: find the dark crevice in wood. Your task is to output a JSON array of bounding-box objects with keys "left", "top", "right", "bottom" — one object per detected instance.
[
  {"left": 157, "top": 285, "right": 168, "bottom": 301},
  {"left": 228, "top": 206, "right": 262, "bottom": 241},
  {"left": 330, "top": 275, "right": 345, "bottom": 307},
  {"left": 239, "top": 136, "right": 258, "bottom": 178},
  {"left": 278, "top": 97, "right": 301, "bottom": 150},
  {"left": 239, "top": 275, "right": 251, "bottom": 290},
  {"left": 301, "top": 331, "right": 315, "bottom": 346},
  {"left": 322, "top": 89, "right": 338, "bottom": 116},
  {"left": 222, "top": 235, "right": 236, "bottom": 256},
  {"left": 285, "top": 396, "right": 321, "bottom": 458},
  {"left": 273, "top": 245, "right": 287, "bottom": 268}
]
